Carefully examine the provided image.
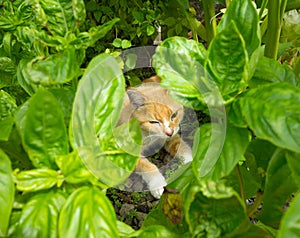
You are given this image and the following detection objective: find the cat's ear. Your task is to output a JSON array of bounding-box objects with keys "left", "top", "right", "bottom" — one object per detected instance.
[{"left": 127, "top": 89, "right": 145, "bottom": 109}]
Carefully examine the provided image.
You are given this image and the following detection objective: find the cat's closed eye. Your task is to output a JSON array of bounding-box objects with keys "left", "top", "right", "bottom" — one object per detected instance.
[
  {"left": 170, "top": 111, "right": 178, "bottom": 121},
  {"left": 149, "top": 120, "right": 160, "bottom": 124}
]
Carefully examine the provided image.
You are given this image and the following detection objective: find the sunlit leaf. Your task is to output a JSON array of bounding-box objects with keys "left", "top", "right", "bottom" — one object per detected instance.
[
  {"left": 17, "top": 191, "right": 66, "bottom": 238},
  {"left": 231, "top": 82, "right": 300, "bottom": 153},
  {"left": 22, "top": 88, "right": 68, "bottom": 168},
  {"left": 59, "top": 186, "right": 118, "bottom": 238},
  {"left": 0, "top": 150, "right": 14, "bottom": 237}
]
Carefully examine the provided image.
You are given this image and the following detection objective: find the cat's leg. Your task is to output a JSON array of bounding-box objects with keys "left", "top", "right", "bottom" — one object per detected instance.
[
  {"left": 164, "top": 134, "right": 193, "bottom": 163},
  {"left": 135, "top": 157, "right": 166, "bottom": 199}
]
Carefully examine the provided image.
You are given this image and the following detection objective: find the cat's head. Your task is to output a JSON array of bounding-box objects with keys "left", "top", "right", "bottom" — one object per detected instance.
[{"left": 127, "top": 87, "right": 183, "bottom": 139}]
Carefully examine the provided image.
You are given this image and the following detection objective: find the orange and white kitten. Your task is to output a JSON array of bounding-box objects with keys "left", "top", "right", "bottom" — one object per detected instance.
[{"left": 118, "top": 76, "right": 192, "bottom": 198}]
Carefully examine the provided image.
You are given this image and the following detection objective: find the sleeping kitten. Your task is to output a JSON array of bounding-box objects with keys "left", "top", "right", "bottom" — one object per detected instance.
[{"left": 117, "top": 76, "right": 192, "bottom": 198}]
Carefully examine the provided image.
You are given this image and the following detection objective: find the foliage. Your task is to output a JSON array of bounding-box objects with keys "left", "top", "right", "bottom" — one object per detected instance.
[{"left": 0, "top": 0, "right": 300, "bottom": 237}]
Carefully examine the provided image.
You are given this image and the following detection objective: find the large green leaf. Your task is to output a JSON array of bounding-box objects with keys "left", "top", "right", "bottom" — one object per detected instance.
[
  {"left": 277, "top": 192, "right": 300, "bottom": 238},
  {"left": 183, "top": 181, "right": 267, "bottom": 237},
  {"left": 31, "top": 0, "right": 75, "bottom": 36},
  {"left": 152, "top": 37, "right": 224, "bottom": 110},
  {"left": 286, "top": 151, "right": 300, "bottom": 188},
  {"left": 22, "top": 88, "right": 68, "bottom": 168},
  {"left": 193, "top": 123, "right": 250, "bottom": 180},
  {"left": 0, "top": 150, "right": 14, "bottom": 237},
  {"left": 206, "top": 21, "right": 249, "bottom": 97},
  {"left": 259, "top": 149, "right": 298, "bottom": 228},
  {"left": 230, "top": 82, "right": 300, "bottom": 153},
  {"left": 250, "top": 55, "right": 299, "bottom": 87},
  {"left": 19, "top": 47, "right": 79, "bottom": 88},
  {"left": 55, "top": 151, "right": 103, "bottom": 186},
  {"left": 16, "top": 169, "right": 60, "bottom": 192},
  {"left": 72, "top": 54, "right": 141, "bottom": 187},
  {"left": 218, "top": 0, "right": 260, "bottom": 56},
  {"left": 59, "top": 186, "right": 118, "bottom": 238},
  {"left": 17, "top": 191, "right": 66, "bottom": 238},
  {"left": 0, "top": 90, "right": 17, "bottom": 141}
]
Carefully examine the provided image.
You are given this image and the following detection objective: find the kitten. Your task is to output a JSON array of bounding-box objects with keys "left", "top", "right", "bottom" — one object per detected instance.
[{"left": 117, "top": 76, "right": 192, "bottom": 198}]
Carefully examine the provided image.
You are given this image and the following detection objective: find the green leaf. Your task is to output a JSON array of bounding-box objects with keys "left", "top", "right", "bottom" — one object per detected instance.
[
  {"left": 0, "top": 90, "right": 17, "bottom": 120},
  {"left": 121, "top": 39, "right": 132, "bottom": 49},
  {"left": 0, "top": 57, "right": 16, "bottom": 88},
  {"left": 251, "top": 55, "right": 299, "bottom": 87},
  {"left": 277, "top": 192, "right": 300, "bottom": 238},
  {"left": 153, "top": 37, "right": 223, "bottom": 110},
  {"left": 138, "top": 225, "right": 179, "bottom": 238},
  {"left": 206, "top": 21, "right": 249, "bottom": 97},
  {"left": 72, "top": 0, "right": 86, "bottom": 23},
  {"left": 117, "top": 221, "right": 135, "bottom": 237},
  {"left": 231, "top": 82, "right": 300, "bottom": 153},
  {"left": 31, "top": 0, "right": 75, "bottom": 36},
  {"left": 183, "top": 181, "right": 248, "bottom": 237},
  {"left": 22, "top": 88, "right": 68, "bottom": 168},
  {"left": 259, "top": 149, "right": 298, "bottom": 228},
  {"left": 0, "top": 150, "right": 14, "bottom": 237},
  {"left": 132, "top": 10, "right": 144, "bottom": 23},
  {"left": 193, "top": 123, "right": 250, "bottom": 180},
  {"left": 17, "top": 191, "right": 66, "bottom": 238},
  {"left": 218, "top": 0, "right": 260, "bottom": 56},
  {"left": 0, "top": 117, "right": 14, "bottom": 141},
  {"left": 88, "top": 18, "right": 120, "bottom": 46},
  {"left": 286, "top": 151, "right": 300, "bottom": 188},
  {"left": 59, "top": 186, "right": 118, "bottom": 238},
  {"left": 55, "top": 151, "right": 102, "bottom": 186},
  {"left": 20, "top": 47, "right": 78, "bottom": 87},
  {"left": 72, "top": 54, "right": 140, "bottom": 187},
  {"left": 146, "top": 25, "right": 156, "bottom": 36},
  {"left": 112, "top": 38, "right": 122, "bottom": 48},
  {"left": 0, "top": 90, "right": 16, "bottom": 140},
  {"left": 16, "top": 169, "right": 59, "bottom": 192}
]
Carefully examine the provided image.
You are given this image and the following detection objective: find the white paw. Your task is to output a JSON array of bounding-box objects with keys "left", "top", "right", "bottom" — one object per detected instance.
[
  {"left": 148, "top": 174, "right": 167, "bottom": 199},
  {"left": 182, "top": 152, "right": 193, "bottom": 164},
  {"left": 150, "top": 186, "right": 164, "bottom": 199}
]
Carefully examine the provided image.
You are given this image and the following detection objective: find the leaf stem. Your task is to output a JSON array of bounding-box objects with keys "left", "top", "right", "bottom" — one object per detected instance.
[
  {"left": 202, "top": 0, "right": 217, "bottom": 45},
  {"left": 264, "top": 0, "right": 288, "bottom": 59},
  {"left": 247, "top": 189, "right": 263, "bottom": 217},
  {"left": 235, "top": 164, "right": 245, "bottom": 202}
]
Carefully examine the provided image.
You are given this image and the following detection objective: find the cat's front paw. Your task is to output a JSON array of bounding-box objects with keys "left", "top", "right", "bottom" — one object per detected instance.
[{"left": 148, "top": 174, "right": 167, "bottom": 199}]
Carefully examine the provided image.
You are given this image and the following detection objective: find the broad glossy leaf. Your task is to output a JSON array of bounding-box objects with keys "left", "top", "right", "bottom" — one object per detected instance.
[
  {"left": 286, "top": 151, "right": 300, "bottom": 188},
  {"left": 55, "top": 151, "right": 103, "bottom": 186},
  {"left": 153, "top": 37, "right": 224, "bottom": 110},
  {"left": 59, "top": 186, "right": 118, "bottom": 238},
  {"left": 17, "top": 191, "right": 66, "bottom": 238},
  {"left": 16, "top": 169, "right": 59, "bottom": 192},
  {"left": 218, "top": 0, "right": 260, "bottom": 56},
  {"left": 137, "top": 225, "right": 179, "bottom": 238},
  {"left": 206, "top": 21, "right": 249, "bottom": 97},
  {"left": 193, "top": 123, "right": 250, "bottom": 180},
  {"left": 72, "top": 54, "right": 140, "bottom": 187},
  {"left": 21, "top": 47, "right": 79, "bottom": 87},
  {"left": 33, "top": 0, "right": 75, "bottom": 36},
  {"left": 117, "top": 221, "right": 135, "bottom": 238},
  {"left": 259, "top": 149, "right": 297, "bottom": 228},
  {"left": 231, "top": 82, "right": 300, "bottom": 153},
  {"left": 277, "top": 192, "right": 300, "bottom": 238},
  {"left": 23, "top": 88, "right": 68, "bottom": 168},
  {"left": 0, "top": 150, "right": 14, "bottom": 237},
  {"left": 183, "top": 181, "right": 248, "bottom": 237},
  {"left": 251, "top": 55, "right": 299, "bottom": 87}
]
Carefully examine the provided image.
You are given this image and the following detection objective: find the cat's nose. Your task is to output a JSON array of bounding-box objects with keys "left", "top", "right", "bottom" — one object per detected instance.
[{"left": 165, "top": 128, "right": 174, "bottom": 137}]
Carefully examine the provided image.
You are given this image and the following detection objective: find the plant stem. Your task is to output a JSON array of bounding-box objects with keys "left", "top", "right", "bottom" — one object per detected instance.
[
  {"left": 264, "top": 0, "right": 288, "bottom": 59},
  {"left": 247, "top": 189, "right": 263, "bottom": 217},
  {"left": 202, "top": 0, "right": 217, "bottom": 45},
  {"left": 235, "top": 164, "right": 245, "bottom": 202}
]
